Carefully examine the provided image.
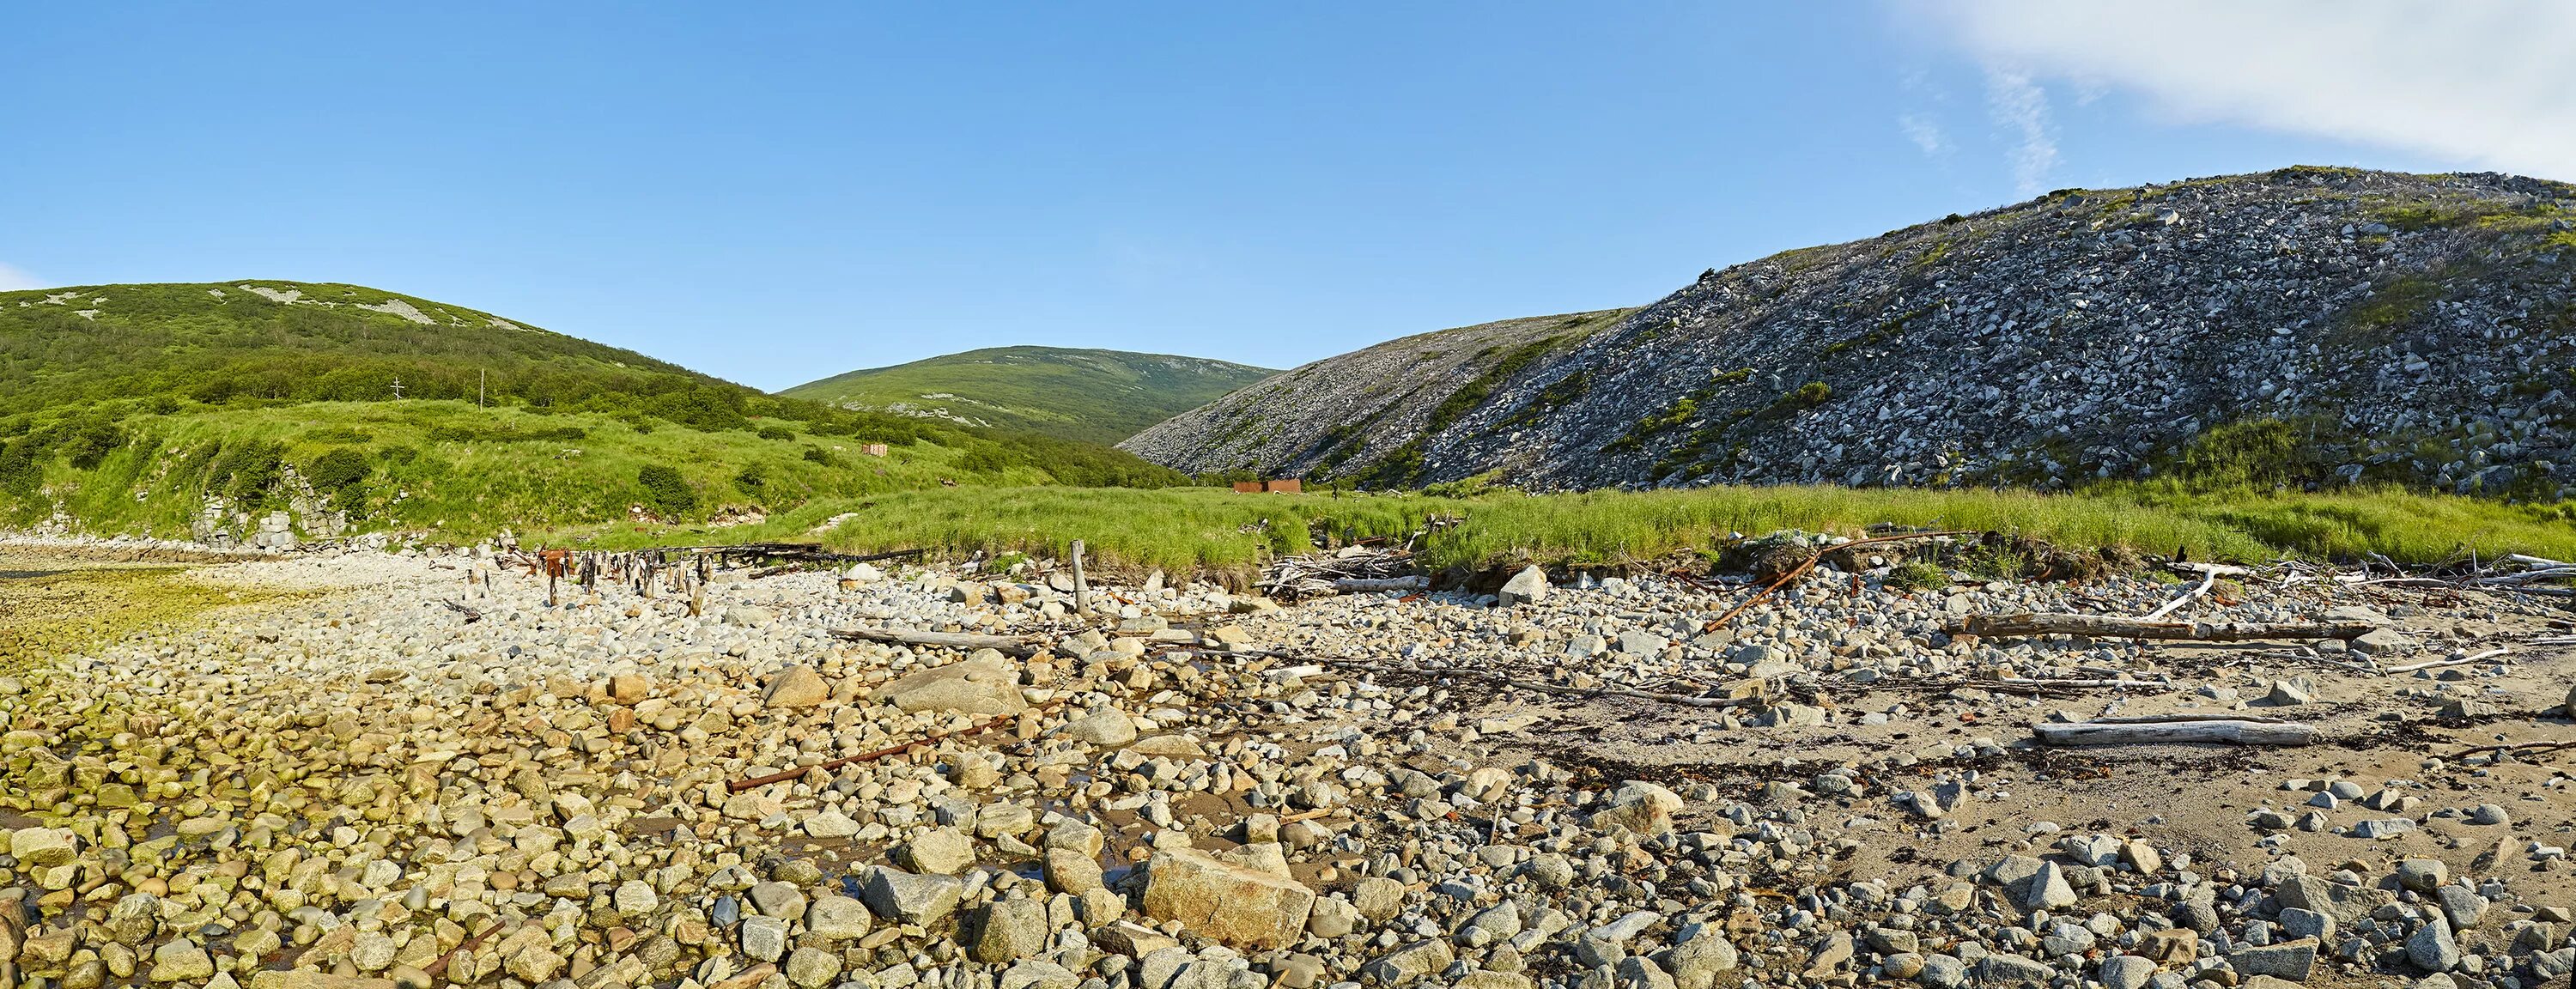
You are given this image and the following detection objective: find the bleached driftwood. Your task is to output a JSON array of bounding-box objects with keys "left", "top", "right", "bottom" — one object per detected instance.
[
  {"left": 2140, "top": 562, "right": 2244, "bottom": 622},
  {"left": 1963, "top": 613, "right": 2375, "bottom": 641},
  {"left": 2034, "top": 719, "right": 2318, "bottom": 746},
  {"left": 831, "top": 627, "right": 1041, "bottom": 656},
  {"left": 1333, "top": 576, "right": 1430, "bottom": 593},
  {"left": 2382, "top": 647, "right": 2509, "bottom": 675}
]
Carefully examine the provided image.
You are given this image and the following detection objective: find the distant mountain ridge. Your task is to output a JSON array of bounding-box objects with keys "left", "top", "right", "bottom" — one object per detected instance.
[
  {"left": 781, "top": 345, "right": 1273, "bottom": 444},
  {"left": 1122, "top": 167, "right": 2576, "bottom": 501}
]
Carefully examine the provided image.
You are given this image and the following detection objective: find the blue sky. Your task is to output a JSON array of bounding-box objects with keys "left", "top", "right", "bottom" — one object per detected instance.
[{"left": 3, "top": 3, "right": 2549, "bottom": 389}]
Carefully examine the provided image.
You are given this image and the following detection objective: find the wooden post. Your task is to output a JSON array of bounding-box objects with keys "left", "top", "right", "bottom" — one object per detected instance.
[{"left": 1070, "top": 539, "right": 1090, "bottom": 616}]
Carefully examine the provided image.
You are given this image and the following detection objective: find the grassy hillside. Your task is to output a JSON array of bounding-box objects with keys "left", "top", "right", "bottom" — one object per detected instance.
[
  {"left": 1, "top": 282, "right": 1194, "bottom": 542},
  {"left": 1, "top": 281, "right": 732, "bottom": 415},
  {"left": 635, "top": 482, "right": 2576, "bottom": 575},
  {"left": 781, "top": 346, "right": 1273, "bottom": 444}
]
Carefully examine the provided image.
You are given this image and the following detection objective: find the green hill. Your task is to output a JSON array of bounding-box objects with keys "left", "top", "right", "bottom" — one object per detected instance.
[
  {"left": 781, "top": 346, "right": 1274, "bottom": 444},
  {"left": 0, "top": 282, "right": 1188, "bottom": 544},
  {"left": 1, "top": 281, "right": 729, "bottom": 415}
]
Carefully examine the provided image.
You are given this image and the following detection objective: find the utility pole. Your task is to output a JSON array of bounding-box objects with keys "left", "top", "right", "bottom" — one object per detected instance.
[
  {"left": 391, "top": 376, "right": 404, "bottom": 400},
  {"left": 478, "top": 369, "right": 486, "bottom": 409}
]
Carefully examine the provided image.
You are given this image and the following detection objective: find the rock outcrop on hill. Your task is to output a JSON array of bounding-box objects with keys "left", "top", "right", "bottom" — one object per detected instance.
[{"left": 1124, "top": 168, "right": 2576, "bottom": 499}]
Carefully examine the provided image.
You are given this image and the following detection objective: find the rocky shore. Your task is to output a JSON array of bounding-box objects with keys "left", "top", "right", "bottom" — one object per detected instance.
[{"left": 0, "top": 541, "right": 2570, "bottom": 989}]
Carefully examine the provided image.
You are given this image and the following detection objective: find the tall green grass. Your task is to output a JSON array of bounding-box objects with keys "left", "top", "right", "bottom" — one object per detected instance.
[{"left": 691, "top": 483, "right": 2576, "bottom": 575}]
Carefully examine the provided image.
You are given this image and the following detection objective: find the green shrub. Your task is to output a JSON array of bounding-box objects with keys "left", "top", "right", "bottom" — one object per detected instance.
[
  {"left": 0, "top": 441, "right": 38, "bottom": 495},
  {"left": 734, "top": 463, "right": 768, "bottom": 495},
  {"left": 204, "top": 440, "right": 285, "bottom": 507},
  {"left": 637, "top": 464, "right": 696, "bottom": 518},
  {"left": 305, "top": 446, "right": 373, "bottom": 507},
  {"left": 1884, "top": 560, "right": 1947, "bottom": 592},
  {"left": 756, "top": 425, "right": 795, "bottom": 441}
]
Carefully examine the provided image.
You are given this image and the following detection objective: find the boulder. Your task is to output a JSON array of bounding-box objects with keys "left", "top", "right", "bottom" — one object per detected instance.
[
  {"left": 1498, "top": 566, "right": 1548, "bottom": 606},
  {"left": 860, "top": 867, "right": 964, "bottom": 926},
  {"left": 1066, "top": 707, "right": 1138, "bottom": 746},
  {"left": 2231, "top": 937, "right": 2318, "bottom": 980},
  {"left": 970, "top": 899, "right": 1051, "bottom": 963},
  {"left": 804, "top": 895, "right": 875, "bottom": 942},
  {"left": 1139, "top": 848, "right": 1317, "bottom": 949},
  {"left": 872, "top": 655, "right": 1028, "bottom": 715},
  {"left": 902, "top": 827, "right": 976, "bottom": 874},
  {"left": 761, "top": 666, "right": 830, "bottom": 708}
]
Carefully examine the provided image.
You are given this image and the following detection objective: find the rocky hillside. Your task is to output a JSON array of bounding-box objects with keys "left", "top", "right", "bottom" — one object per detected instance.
[
  {"left": 1120, "top": 310, "right": 1634, "bottom": 485},
  {"left": 1123, "top": 167, "right": 2576, "bottom": 500},
  {"left": 782, "top": 346, "right": 1273, "bottom": 445}
]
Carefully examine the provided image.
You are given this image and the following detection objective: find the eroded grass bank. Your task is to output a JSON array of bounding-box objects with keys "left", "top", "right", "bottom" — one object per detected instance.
[{"left": 584, "top": 483, "right": 2576, "bottom": 576}]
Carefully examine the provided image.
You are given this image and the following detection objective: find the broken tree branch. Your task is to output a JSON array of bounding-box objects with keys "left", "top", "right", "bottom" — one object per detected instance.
[{"left": 1962, "top": 613, "right": 2375, "bottom": 641}]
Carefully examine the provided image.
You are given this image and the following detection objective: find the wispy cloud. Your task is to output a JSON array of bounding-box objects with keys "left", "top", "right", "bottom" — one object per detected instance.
[
  {"left": 1920, "top": 0, "right": 2576, "bottom": 179},
  {"left": 0, "top": 263, "right": 40, "bottom": 292},
  {"left": 1983, "top": 66, "right": 2057, "bottom": 194},
  {"left": 1898, "top": 113, "right": 1950, "bottom": 156}
]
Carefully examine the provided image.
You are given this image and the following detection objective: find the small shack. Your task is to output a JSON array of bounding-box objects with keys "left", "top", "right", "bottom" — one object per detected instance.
[{"left": 1230, "top": 478, "right": 1303, "bottom": 494}]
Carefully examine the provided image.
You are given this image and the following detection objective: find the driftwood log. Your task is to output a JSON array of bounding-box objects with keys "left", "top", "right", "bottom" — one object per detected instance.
[
  {"left": 2034, "top": 718, "right": 2318, "bottom": 746},
  {"left": 1334, "top": 576, "right": 1430, "bottom": 593},
  {"left": 1964, "top": 613, "right": 2375, "bottom": 641},
  {"left": 830, "top": 627, "right": 1042, "bottom": 656}
]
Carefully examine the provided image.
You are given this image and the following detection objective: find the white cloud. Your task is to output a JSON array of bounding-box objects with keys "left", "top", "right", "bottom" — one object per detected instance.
[
  {"left": 1984, "top": 67, "right": 2057, "bottom": 194},
  {"left": 1921, "top": 0, "right": 2576, "bottom": 179},
  {"left": 1899, "top": 112, "right": 1951, "bottom": 156},
  {"left": 0, "top": 263, "right": 40, "bottom": 292}
]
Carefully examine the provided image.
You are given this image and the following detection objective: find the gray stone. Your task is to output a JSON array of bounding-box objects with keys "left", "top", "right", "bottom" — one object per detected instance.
[
  {"left": 1613, "top": 956, "right": 1676, "bottom": 989},
  {"left": 2275, "top": 907, "right": 2334, "bottom": 942},
  {"left": 762, "top": 665, "right": 830, "bottom": 708},
  {"left": 785, "top": 947, "right": 841, "bottom": 989},
  {"left": 2353, "top": 817, "right": 2417, "bottom": 839},
  {"left": 2349, "top": 628, "right": 2413, "bottom": 656},
  {"left": 999, "top": 960, "right": 1080, "bottom": 989},
  {"left": 902, "top": 827, "right": 976, "bottom": 874},
  {"left": 1043, "top": 848, "right": 1104, "bottom": 895},
  {"left": 750, "top": 880, "right": 808, "bottom": 919},
  {"left": 1066, "top": 707, "right": 1138, "bottom": 746},
  {"left": 149, "top": 941, "right": 215, "bottom": 983},
  {"left": 2021, "top": 860, "right": 2079, "bottom": 911},
  {"left": 872, "top": 655, "right": 1028, "bottom": 715},
  {"left": 1139, "top": 848, "right": 1317, "bottom": 950},
  {"left": 2395, "top": 859, "right": 2447, "bottom": 893},
  {"left": 2406, "top": 919, "right": 2458, "bottom": 971},
  {"left": 741, "top": 915, "right": 790, "bottom": 963},
  {"left": 1917, "top": 954, "right": 1967, "bottom": 989},
  {"left": 972, "top": 899, "right": 1051, "bottom": 963},
  {"left": 2230, "top": 937, "right": 2317, "bottom": 980},
  {"left": 1306, "top": 896, "right": 1359, "bottom": 938},
  {"left": 860, "top": 867, "right": 964, "bottom": 926},
  {"left": 1662, "top": 931, "right": 1739, "bottom": 989},
  {"left": 805, "top": 895, "right": 875, "bottom": 941},
  {"left": 1973, "top": 953, "right": 2054, "bottom": 987},
  {"left": 1498, "top": 566, "right": 1548, "bottom": 607},
  {"left": 2433, "top": 884, "right": 2486, "bottom": 931},
  {"left": 1364, "top": 940, "right": 1455, "bottom": 986},
  {"left": 2099, "top": 956, "right": 2156, "bottom": 989}
]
